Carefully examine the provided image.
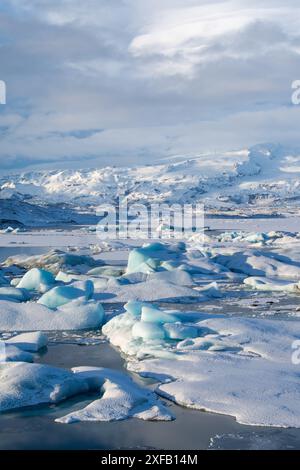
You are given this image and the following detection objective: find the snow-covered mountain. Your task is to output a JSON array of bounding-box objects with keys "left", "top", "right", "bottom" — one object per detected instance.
[{"left": 1, "top": 143, "right": 300, "bottom": 227}]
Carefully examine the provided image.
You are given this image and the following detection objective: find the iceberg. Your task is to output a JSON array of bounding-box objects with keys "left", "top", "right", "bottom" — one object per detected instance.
[
  {"left": 0, "top": 298, "right": 105, "bottom": 331},
  {"left": 16, "top": 268, "right": 55, "bottom": 293},
  {"left": 126, "top": 243, "right": 179, "bottom": 275},
  {"left": 132, "top": 321, "right": 166, "bottom": 340},
  {"left": 141, "top": 305, "right": 178, "bottom": 324},
  {"left": 37, "top": 280, "right": 94, "bottom": 309},
  {"left": 164, "top": 323, "right": 199, "bottom": 340},
  {"left": 124, "top": 301, "right": 149, "bottom": 317}
]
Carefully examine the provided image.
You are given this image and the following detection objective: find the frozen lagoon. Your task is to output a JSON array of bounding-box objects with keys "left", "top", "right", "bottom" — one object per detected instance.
[{"left": 2, "top": 228, "right": 300, "bottom": 449}]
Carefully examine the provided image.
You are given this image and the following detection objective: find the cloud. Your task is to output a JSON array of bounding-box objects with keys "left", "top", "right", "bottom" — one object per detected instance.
[{"left": 0, "top": 0, "right": 299, "bottom": 173}]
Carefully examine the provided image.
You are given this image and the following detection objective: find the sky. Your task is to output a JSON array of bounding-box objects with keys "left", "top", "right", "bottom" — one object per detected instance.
[{"left": 0, "top": 0, "right": 300, "bottom": 173}]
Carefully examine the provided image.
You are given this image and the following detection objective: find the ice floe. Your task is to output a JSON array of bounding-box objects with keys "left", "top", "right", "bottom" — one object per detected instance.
[
  {"left": 0, "top": 299, "right": 105, "bottom": 331},
  {"left": 244, "top": 276, "right": 300, "bottom": 293},
  {"left": 0, "top": 363, "right": 90, "bottom": 411},
  {"left": 212, "top": 248, "right": 300, "bottom": 279},
  {"left": 56, "top": 367, "right": 173, "bottom": 423},
  {"left": 103, "top": 302, "right": 300, "bottom": 427},
  {"left": 6, "top": 332, "right": 48, "bottom": 352}
]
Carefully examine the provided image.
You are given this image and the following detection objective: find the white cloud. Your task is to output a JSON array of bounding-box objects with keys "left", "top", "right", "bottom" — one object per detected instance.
[{"left": 0, "top": 0, "right": 300, "bottom": 172}]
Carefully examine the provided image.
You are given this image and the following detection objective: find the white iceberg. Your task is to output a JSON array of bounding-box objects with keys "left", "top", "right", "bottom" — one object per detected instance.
[
  {"left": 95, "top": 278, "right": 201, "bottom": 303},
  {"left": 0, "top": 298, "right": 105, "bottom": 331}
]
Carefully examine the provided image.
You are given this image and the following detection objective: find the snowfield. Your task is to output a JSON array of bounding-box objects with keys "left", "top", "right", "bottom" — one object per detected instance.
[{"left": 2, "top": 143, "right": 300, "bottom": 228}]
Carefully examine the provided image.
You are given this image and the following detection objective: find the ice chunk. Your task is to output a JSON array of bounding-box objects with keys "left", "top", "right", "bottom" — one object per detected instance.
[
  {"left": 0, "top": 363, "right": 90, "bottom": 411},
  {"left": 194, "top": 282, "right": 223, "bottom": 298},
  {"left": 6, "top": 332, "right": 48, "bottom": 352},
  {"left": 37, "top": 280, "right": 94, "bottom": 309},
  {"left": 0, "top": 343, "right": 34, "bottom": 363},
  {"left": 141, "top": 306, "right": 178, "bottom": 324},
  {"left": 0, "top": 287, "right": 30, "bottom": 302},
  {"left": 147, "top": 269, "right": 193, "bottom": 286},
  {"left": 212, "top": 249, "right": 300, "bottom": 279},
  {"left": 57, "top": 298, "right": 105, "bottom": 327},
  {"left": 56, "top": 367, "right": 173, "bottom": 423},
  {"left": 244, "top": 276, "right": 300, "bottom": 293},
  {"left": 95, "top": 278, "right": 201, "bottom": 303},
  {"left": 126, "top": 248, "right": 160, "bottom": 274},
  {"left": 87, "top": 266, "right": 124, "bottom": 277},
  {"left": 17, "top": 268, "right": 55, "bottom": 293},
  {"left": 55, "top": 271, "right": 79, "bottom": 283},
  {"left": 132, "top": 321, "right": 165, "bottom": 340},
  {"left": 124, "top": 301, "right": 148, "bottom": 317},
  {"left": 0, "top": 271, "right": 8, "bottom": 286},
  {"left": 0, "top": 299, "right": 105, "bottom": 331},
  {"left": 3, "top": 249, "right": 102, "bottom": 275},
  {"left": 164, "top": 323, "right": 199, "bottom": 340}
]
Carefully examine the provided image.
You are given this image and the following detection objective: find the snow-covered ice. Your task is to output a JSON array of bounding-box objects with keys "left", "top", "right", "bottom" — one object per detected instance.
[
  {"left": 244, "top": 276, "right": 300, "bottom": 293},
  {"left": 16, "top": 268, "right": 55, "bottom": 293},
  {"left": 6, "top": 332, "right": 48, "bottom": 352},
  {"left": 0, "top": 299, "right": 105, "bottom": 331},
  {"left": 103, "top": 302, "right": 300, "bottom": 427},
  {"left": 0, "top": 363, "right": 90, "bottom": 411},
  {"left": 56, "top": 367, "right": 173, "bottom": 423}
]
